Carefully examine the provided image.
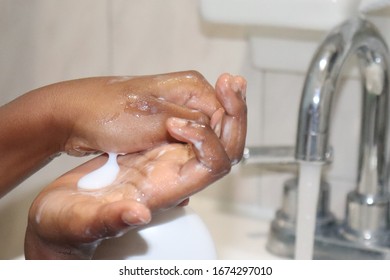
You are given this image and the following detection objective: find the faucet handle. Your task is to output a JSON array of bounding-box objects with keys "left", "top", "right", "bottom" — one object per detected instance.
[
  {"left": 242, "top": 146, "right": 296, "bottom": 166},
  {"left": 243, "top": 145, "right": 333, "bottom": 166}
]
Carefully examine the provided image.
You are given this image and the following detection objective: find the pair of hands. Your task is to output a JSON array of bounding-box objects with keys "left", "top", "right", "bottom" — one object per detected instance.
[{"left": 23, "top": 71, "right": 247, "bottom": 259}]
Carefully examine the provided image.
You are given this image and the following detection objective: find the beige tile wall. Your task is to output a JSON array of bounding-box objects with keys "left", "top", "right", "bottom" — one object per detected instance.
[
  {"left": 0, "top": 0, "right": 252, "bottom": 258},
  {"left": 0, "top": 0, "right": 378, "bottom": 226}
]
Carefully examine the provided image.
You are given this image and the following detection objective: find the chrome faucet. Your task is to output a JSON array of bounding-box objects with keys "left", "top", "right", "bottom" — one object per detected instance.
[
  {"left": 244, "top": 16, "right": 390, "bottom": 259},
  {"left": 296, "top": 16, "right": 390, "bottom": 247}
]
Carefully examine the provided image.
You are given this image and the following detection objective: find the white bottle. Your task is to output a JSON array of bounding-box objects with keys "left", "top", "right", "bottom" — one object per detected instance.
[{"left": 93, "top": 206, "right": 217, "bottom": 260}]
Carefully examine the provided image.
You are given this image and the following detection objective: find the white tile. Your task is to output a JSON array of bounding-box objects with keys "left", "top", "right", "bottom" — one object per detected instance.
[
  {"left": 0, "top": 0, "right": 110, "bottom": 105},
  {"left": 0, "top": 0, "right": 39, "bottom": 105},
  {"left": 244, "top": 69, "right": 264, "bottom": 146},
  {"left": 326, "top": 77, "right": 361, "bottom": 182},
  {"left": 110, "top": 0, "right": 247, "bottom": 82},
  {"left": 251, "top": 37, "right": 319, "bottom": 73},
  {"left": 262, "top": 72, "right": 304, "bottom": 146},
  {"left": 29, "top": 0, "right": 110, "bottom": 86}
]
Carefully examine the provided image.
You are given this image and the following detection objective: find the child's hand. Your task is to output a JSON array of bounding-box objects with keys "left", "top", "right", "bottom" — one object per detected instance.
[
  {"left": 24, "top": 73, "right": 247, "bottom": 259},
  {"left": 57, "top": 71, "right": 224, "bottom": 156}
]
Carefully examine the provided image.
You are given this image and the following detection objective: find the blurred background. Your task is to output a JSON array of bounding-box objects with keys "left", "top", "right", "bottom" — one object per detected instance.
[{"left": 1, "top": 0, "right": 390, "bottom": 259}]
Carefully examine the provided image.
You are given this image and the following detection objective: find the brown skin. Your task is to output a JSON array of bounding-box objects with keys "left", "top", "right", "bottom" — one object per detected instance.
[
  {"left": 0, "top": 71, "right": 223, "bottom": 198},
  {"left": 24, "top": 73, "right": 247, "bottom": 259}
]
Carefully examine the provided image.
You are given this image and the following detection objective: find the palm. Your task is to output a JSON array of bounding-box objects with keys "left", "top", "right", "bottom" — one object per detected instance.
[
  {"left": 25, "top": 73, "right": 247, "bottom": 259},
  {"left": 29, "top": 142, "right": 210, "bottom": 244}
]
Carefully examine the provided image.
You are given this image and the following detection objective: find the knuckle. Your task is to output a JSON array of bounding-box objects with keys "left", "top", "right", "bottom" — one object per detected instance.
[
  {"left": 216, "top": 161, "right": 232, "bottom": 178},
  {"left": 182, "top": 70, "right": 204, "bottom": 82},
  {"left": 208, "top": 155, "right": 231, "bottom": 176}
]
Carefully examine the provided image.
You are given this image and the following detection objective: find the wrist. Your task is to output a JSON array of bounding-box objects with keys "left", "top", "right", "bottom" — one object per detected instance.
[
  {"left": 0, "top": 87, "right": 69, "bottom": 194},
  {"left": 29, "top": 84, "right": 73, "bottom": 154}
]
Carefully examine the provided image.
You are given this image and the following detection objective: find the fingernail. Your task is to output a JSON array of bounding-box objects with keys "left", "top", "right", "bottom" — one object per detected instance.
[
  {"left": 122, "top": 210, "right": 151, "bottom": 226},
  {"left": 232, "top": 79, "right": 241, "bottom": 93},
  {"left": 233, "top": 77, "right": 247, "bottom": 100}
]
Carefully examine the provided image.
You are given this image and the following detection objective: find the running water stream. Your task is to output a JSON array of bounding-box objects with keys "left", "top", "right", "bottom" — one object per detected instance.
[{"left": 294, "top": 162, "right": 323, "bottom": 259}]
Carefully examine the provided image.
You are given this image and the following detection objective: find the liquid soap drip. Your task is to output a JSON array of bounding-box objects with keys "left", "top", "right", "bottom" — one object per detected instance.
[{"left": 77, "top": 153, "right": 120, "bottom": 190}]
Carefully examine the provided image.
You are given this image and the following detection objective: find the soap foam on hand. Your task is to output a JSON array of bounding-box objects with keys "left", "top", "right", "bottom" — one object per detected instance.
[{"left": 77, "top": 153, "right": 120, "bottom": 190}]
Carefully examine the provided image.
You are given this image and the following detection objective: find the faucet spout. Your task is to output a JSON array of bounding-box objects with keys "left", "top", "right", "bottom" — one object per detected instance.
[{"left": 296, "top": 16, "right": 390, "bottom": 243}]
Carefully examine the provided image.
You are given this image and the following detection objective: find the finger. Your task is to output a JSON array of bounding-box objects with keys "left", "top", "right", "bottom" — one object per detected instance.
[
  {"left": 215, "top": 74, "right": 247, "bottom": 164},
  {"left": 152, "top": 71, "right": 223, "bottom": 118},
  {"left": 166, "top": 117, "right": 231, "bottom": 185},
  {"left": 210, "top": 107, "right": 225, "bottom": 138},
  {"left": 95, "top": 200, "right": 151, "bottom": 238},
  {"left": 152, "top": 96, "right": 210, "bottom": 125}
]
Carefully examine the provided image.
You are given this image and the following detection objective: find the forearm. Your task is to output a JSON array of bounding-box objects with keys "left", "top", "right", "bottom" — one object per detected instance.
[{"left": 0, "top": 88, "right": 67, "bottom": 197}]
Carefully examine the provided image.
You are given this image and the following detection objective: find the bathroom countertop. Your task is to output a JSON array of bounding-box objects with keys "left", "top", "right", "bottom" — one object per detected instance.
[{"left": 189, "top": 196, "right": 282, "bottom": 260}]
